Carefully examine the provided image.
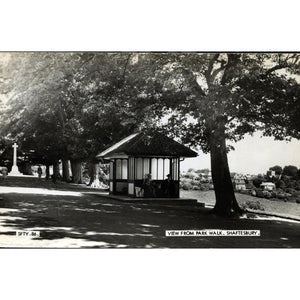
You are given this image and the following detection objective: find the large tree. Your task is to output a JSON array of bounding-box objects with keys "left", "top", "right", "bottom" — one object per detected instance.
[{"left": 131, "top": 53, "right": 300, "bottom": 216}]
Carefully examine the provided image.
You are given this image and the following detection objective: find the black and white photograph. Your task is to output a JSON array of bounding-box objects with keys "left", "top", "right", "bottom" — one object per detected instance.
[
  {"left": 0, "top": 1, "right": 299, "bottom": 300},
  {"left": 1, "top": 52, "right": 299, "bottom": 248}
]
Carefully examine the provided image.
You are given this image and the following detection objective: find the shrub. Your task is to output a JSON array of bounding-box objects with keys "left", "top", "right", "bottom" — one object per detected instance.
[
  {"left": 246, "top": 182, "right": 255, "bottom": 189},
  {"left": 183, "top": 173, "right": 195, "bottom": 179},
  {"left": 263, "top": 191, "right": 272, "bottom": 199},
  {"left": 252, "top": 178, "right": 263, "bottom": 188},
  {"left": 241, "top": 200, "right": 265, "bottom": 211},
  {"left": 285, "top": 188, "right": 298, "bottom": 196},
  {"left": 275, "top": 179, "right": 286, "bottom": 189},
  {"left": 286, "top": 180, "right": 297, "bottom": 189},
  {"left": 199, "top": 183, "right": 210, "bottom": 191},
  {"left": 191, "top": 180, "right": 200, "bottom": 186},
  {"left": 200, "top": 178, "right": 209, "bottom": 183},
  {"left": 182, "top": 182, "right": 193, "bottom": 190},
  {"left": 182, "top": 171, "right": 199, "bottom": 179},
  {"left": 276, "top": 192, "right": 292, "bottom": 201},
  {"left": 192, "top": 186, "right": 200, "bottom": 190},
  {"left": 239, "top": 189, "right": 250, "bottom": 195},
  {"left": 181, "top": 178, "right": 192, "bottom": 185},
  {"left": 255, "top": 189, "right": 265, "bottom": 198}
]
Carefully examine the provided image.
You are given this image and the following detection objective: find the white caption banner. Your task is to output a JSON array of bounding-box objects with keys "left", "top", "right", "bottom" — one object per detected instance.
[{"left": 166, "top": 230, "right": 260, "bottom": 237}]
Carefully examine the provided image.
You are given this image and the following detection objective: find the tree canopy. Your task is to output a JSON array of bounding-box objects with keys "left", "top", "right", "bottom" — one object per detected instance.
[
  {"left": 269, "top": 165, "right": 283, "bottom": 175},
  {"left": 282, "top": 165, "right": 298, "bottom": 179},
  {"left": 0, "top": 53, "right": 149, "bottom": 163}
]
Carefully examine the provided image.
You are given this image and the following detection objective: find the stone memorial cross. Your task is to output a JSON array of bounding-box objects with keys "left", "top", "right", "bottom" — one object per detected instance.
[
  {"left": 8, "top": 142, "right": 22, "bottom": 176},
  {"left": 12, "top": 142, "right": 18, "bottom": 167}
]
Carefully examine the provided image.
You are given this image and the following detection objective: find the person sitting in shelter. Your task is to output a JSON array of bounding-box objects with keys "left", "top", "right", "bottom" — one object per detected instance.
[
  {"left": 142, "top": 173, "right": 154, "bottom": 197},
  {"left": 163, "top": 174, "right": 172, "bottom": 197}
]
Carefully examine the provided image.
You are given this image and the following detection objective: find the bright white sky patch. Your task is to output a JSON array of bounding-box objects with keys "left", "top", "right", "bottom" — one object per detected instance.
[{"left": 181, "top": 132, "right": 300, "bottom": 175}]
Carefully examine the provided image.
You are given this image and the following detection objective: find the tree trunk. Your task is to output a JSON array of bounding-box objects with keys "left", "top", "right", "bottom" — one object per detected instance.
[
  {"left": 53, "top": 161, "right": 61, "bottom": 179},
  {"left": 209, "top": 123, "right": 243, "bottom": 216},
  {"left": 45, "top": 164, "right": 50, "bottom": 180},
  {"left": 71, "top": 160, "right": 82, "bottom": 184},
  {"left": 87, "top": 161, "right": 97, "bottom": 185},
  {"left": 62, "top": 158, "right": 71, "bottom": 182},
  {"left": 88, "top": 162, "right": 102, "bottom": 187},
  {"left": 24, "top": 162, "right": 33, "bottom": 175}
]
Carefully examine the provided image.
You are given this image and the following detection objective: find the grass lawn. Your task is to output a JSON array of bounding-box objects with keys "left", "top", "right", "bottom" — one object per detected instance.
[{"left": 181, "top": 189, "right": 300, "bottom": 220}]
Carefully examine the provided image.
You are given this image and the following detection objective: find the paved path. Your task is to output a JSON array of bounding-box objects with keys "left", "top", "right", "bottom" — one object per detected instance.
[{"left": 1, "top": 176, "right": 300, "bottom": 248}]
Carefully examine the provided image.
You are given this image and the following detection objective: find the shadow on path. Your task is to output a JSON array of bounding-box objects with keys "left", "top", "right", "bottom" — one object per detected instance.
[{"left": 1, "top": 176, "right": 300, "bottom": 248}]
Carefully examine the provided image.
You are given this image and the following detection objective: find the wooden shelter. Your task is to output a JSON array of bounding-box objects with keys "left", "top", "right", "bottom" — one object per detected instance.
[{"left": 96, "top": 132, "right": 197, "bottom": 198}]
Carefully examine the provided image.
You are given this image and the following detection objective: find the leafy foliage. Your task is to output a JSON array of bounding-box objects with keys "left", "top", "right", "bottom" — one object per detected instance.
[
  {"left": 0, "top": 53, "right": 153, "bottom": 164},
  {"left": 282, "top": 165, "right": 298, "bottom": 179},
  {"left": 269, "top": 165, "right": 283, "bottom": 175},
  {"left": 134, "top": 53, "right": 300, "bottom": 152}
]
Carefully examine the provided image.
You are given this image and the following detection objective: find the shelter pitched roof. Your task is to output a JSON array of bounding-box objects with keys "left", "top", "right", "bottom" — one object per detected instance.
[{"left": 97, "top": 132, "right": 198, "bottom": 158}]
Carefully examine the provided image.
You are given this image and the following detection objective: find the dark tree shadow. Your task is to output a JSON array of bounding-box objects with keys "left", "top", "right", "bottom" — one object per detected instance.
[{"left": 1, "top": 177, "right": 300, "bottom": 248}]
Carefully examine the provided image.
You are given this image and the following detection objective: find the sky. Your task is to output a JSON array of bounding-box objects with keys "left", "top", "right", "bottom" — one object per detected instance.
[{"left": 181, "top": 132, "right": 300, "bottom": 175}]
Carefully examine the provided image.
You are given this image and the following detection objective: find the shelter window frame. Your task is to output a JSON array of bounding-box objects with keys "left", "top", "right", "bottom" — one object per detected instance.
[
  {"left": 109, "top": 161, "right": 114, "bottom": 180},
  {"left": 135, "top": 157, "right": 174, "bottom": 180},
  {"left": 128, "top": 157, "right": 135, "bottom": 180},
  {"left": 115, "top": 158, "right": 128, "bottom": 180},
  {"left": 171, "top": 158, "right": 179, "bottom": 180}
]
